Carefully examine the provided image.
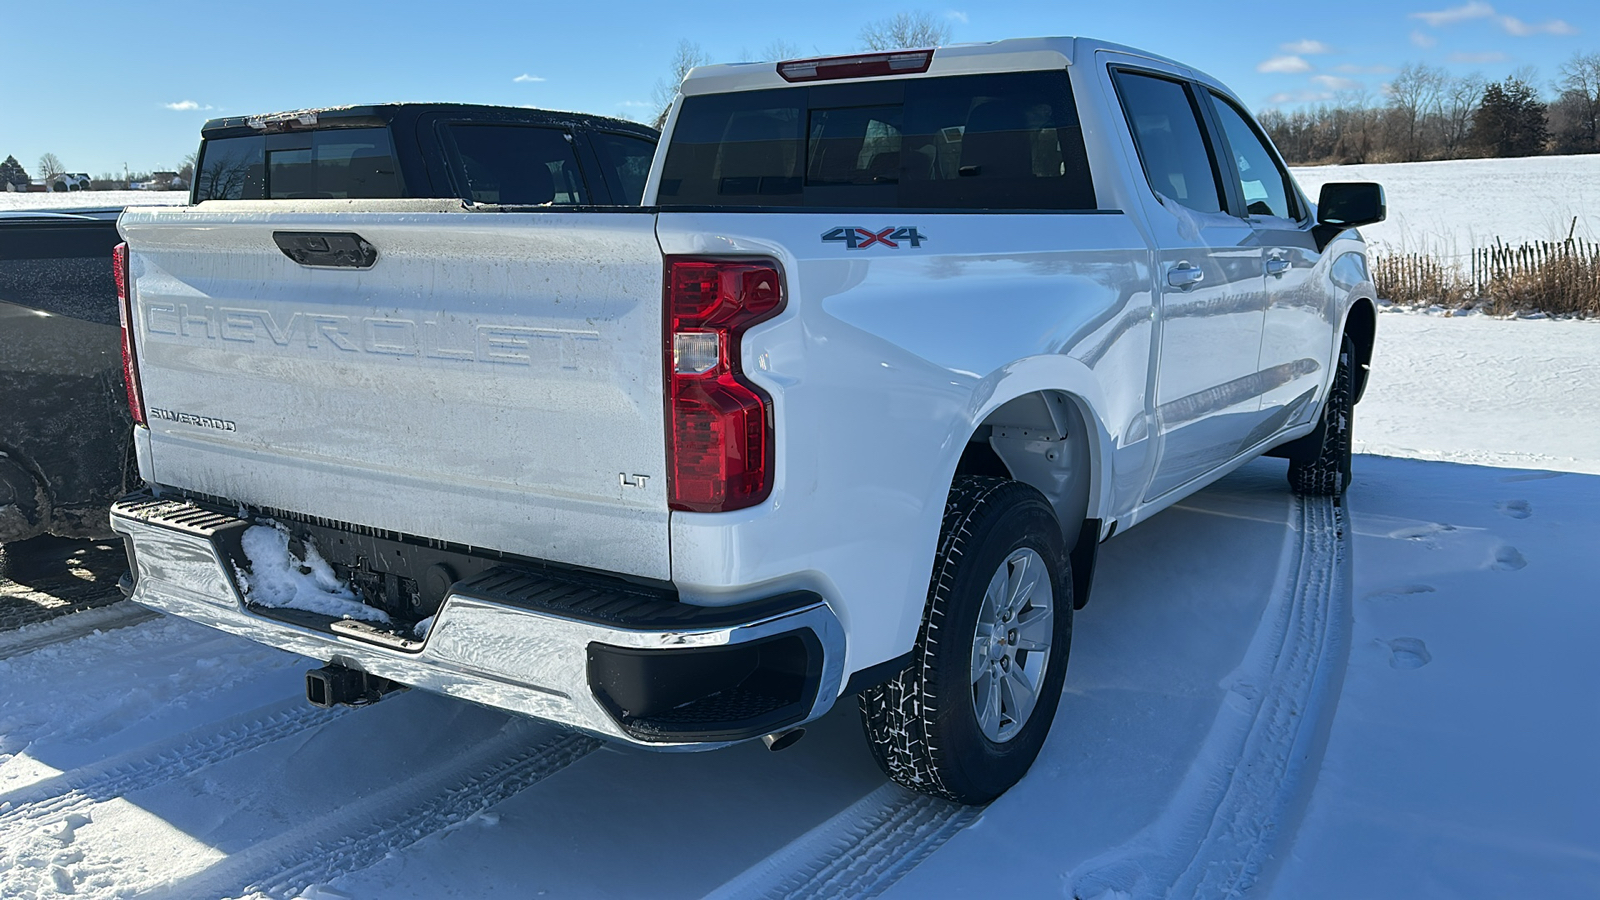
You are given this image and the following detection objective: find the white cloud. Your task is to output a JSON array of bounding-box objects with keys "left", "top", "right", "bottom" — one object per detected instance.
[
  {"left": 1410, "top": 30, "right": 1439, "bottom": 48},
  {"left": 616, "top": 100, "right": 651, "bottom": 108},
  {"left": 1312, "top": 74, "right": 1363, "bottom": 91},
  {"left": 1410, "top": 3, "right": 1577, "bottom": 37},
  {"left": 946, "top": 10, "right": 968, "bottom": 23},
  {"left": 1258, "top": 55, "right": 1313, "bottom": 74},
  {"left": 1335, "top": 63, "right": 1395, "bottom": 74},
  {"left": 1411, "top": 1, "right": 1495, "bottom": 27},
  {"left": 1281, "top": 39, "right": 1334, "bottom": 55},
  {"left": 1498, "top": 14, "right": 1575, "bottom": 36},
  {"left": 1448, "top": 50, "right": 1509, "bottom": 63},
  {"left": 163, "top": 100, "right": 212, "bottom": 111},
  {"left": 1266, "top": 90, "right": 1335, "bottom": 106},
  {"left": 513, "top": 74, "right": 546, "bottom": 83}
]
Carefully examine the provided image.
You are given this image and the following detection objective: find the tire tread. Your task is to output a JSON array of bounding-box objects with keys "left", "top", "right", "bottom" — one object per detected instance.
[
  {"left": 1289, "top": 336, "right": 1356, "bottom": 496},
  {"left": 859, "top": 476, "right": 1060, "bottom": 804}
]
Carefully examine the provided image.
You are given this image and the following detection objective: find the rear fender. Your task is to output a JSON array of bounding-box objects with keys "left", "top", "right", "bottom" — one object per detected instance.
[{"left": 958, "top": 355, "right": 1114, "bottom": 530}]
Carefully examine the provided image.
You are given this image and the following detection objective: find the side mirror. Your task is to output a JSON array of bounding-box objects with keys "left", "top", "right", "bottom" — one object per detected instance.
[{"left": 1317, "top": 182, "right": 1386, "bottom": 229}]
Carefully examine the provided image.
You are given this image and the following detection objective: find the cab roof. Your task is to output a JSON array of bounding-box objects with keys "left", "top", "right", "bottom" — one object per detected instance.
[
  {"left": 680, "top": 37, "right": 1199, "bottom": 96},
  {"left": 200, "top": 103, "right": 654, "bottom": 141}
]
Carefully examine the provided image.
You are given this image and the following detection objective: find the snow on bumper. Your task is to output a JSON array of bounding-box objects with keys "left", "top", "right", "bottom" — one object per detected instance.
[{"left": 110, "top": 493, "right": 845, "bottom": 748}]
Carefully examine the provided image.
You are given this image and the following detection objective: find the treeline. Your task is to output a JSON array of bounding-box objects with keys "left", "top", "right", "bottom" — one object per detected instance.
[
  {"left": 1, "top": 152, "right": 195, "bottom": 191},
  {"left": 1261, "top": 52, "right": 1600, "bottom": 165}
]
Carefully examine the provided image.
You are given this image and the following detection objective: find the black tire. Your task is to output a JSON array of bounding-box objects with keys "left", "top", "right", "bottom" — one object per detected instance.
[
  {"left": 1289, "top": 335, "right": 1356, "bottom": 496},
  {"left": 858, "top": 476, "right": 1073, "bottom": 805}
]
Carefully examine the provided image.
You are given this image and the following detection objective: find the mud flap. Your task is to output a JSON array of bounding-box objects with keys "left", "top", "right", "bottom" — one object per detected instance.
[{"left": 1071, "top": 518, "right": 1101, "bottom": 611}]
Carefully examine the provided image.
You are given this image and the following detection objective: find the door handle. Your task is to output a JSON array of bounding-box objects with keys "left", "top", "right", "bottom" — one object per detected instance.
[
  {"left": 1167, "top": 263, "right": 1205, "bottom": 290},
  {"left": 1265, "top": 257, "right": 1290, "bottom": 277}
]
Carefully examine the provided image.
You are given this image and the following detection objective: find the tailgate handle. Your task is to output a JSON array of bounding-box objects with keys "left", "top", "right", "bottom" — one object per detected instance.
[{"left": 273, "top": 231, "right": 378, "bottom": 269}]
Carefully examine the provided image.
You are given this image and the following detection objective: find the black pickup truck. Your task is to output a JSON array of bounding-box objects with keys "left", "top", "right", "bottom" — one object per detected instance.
[
  {"left": 192, "top": 103, "right": 658, "bottom": 204},
  {"left": 0, "top": 209, "right": 135, "bottom": 542},
  {"left": 0, "top": 104, "right": 658, "bottom": 544}
]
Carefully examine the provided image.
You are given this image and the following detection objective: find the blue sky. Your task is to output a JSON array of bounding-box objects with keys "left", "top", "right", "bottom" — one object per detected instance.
[{"left": 4, "top": 0, "right": 1595, "bottom": 176}]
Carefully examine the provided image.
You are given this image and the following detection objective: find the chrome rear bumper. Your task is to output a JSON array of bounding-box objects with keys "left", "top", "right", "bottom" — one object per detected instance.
[{"left": 110, "top": 493, "right": 845, "bottom": 748}]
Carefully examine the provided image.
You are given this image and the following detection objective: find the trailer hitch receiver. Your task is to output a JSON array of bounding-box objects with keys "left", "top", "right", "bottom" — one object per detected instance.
[{"left": 306, "top": 663, "right": 403, "bottom": 708}]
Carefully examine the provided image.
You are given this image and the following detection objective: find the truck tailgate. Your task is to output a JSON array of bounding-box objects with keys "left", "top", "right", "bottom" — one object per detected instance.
[{"left": 118, "top": 203, "right": 670, "bottom": 580}]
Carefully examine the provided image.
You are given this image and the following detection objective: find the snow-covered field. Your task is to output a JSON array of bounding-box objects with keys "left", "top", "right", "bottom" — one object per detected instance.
[
  {"left": 1, "top": 310, "right": 1595, "bottom": 899},
  {"left": 0, "top": 191, "right": 188, "bottom": 211},
  {"left": 1292, "top": 155, "right": 1600, "bottom": 259}
]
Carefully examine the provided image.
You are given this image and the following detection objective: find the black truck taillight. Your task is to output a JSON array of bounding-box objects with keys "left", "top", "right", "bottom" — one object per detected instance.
[
  {"left": 113, "top": 242, "right": 146, "bottom": 426},
  {"left": 665, "top": 259, "right": 784, "bottom": 513}
]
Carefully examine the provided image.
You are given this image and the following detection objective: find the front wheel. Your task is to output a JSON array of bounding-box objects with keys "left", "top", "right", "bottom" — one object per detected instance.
[
  {"left": 859, "top": 477, "right": 1072, "bottom": 805},
  {"left": 1288, "top": 335, "right": 1356, "bottom": 496}
]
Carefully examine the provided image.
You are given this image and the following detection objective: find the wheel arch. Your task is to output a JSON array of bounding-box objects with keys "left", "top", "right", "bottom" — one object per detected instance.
[
  {"left": 1341, "top": 295, "right": 1377, "bottom": 403},
  {"left": 949, "top": 359, "right": 1116, "bottom": 608}
]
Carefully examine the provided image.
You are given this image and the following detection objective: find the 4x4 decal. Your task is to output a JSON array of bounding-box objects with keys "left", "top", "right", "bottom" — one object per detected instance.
[{"left": 821, "top": 227, "right": 928, "bottom": 250}]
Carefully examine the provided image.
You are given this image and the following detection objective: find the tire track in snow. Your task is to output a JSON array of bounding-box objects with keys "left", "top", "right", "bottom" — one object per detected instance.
[
  {"left": 0, "top": 601, "right": 158, "bottom": 660},
  {"left": 1068, "top": 495, "right": 1350, "bottom": 900},
  {"left": 152, "top": 726, "right": 599, "bottom": 900},
  {"left": 0, "top": 698, "right": 349, "bottom": 841},
  {"left": 704, "top": 782, "right": 982, "bottom": 900}
]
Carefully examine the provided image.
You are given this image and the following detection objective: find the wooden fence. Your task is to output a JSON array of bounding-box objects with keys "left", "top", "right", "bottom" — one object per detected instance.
[{"left": 1374, "top": 230, "right": 1600, "bottom": 316}]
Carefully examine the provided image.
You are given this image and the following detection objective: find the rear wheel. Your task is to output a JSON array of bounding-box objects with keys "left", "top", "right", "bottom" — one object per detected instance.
[
  {"left": 859, "top": 476, "right": 1072, "bottom": 805},
  {"left": 1289, "top": 335, "right": 1356, "bottom": 496}
]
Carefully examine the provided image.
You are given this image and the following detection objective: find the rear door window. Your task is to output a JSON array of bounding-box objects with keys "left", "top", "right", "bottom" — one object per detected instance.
[
  {"left": 658, "top": 71, "right": 1096, "bottom": 210},
  {"left": 446, "top": 125, "right": 588, "bottom": 205},
  {"left": 194, "top": 128, "right": 403, "bottom": 201},
  {"left": 593, "top": 132, "right": 658, "bottom": 204},
  {"left": 1112, "top": 71, "right": 1225, "bottom": 215}
]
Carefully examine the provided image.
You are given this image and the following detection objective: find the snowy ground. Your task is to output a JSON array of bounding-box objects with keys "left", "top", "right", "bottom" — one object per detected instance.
[
  {"left": 1, "top": 310, "right": 1594, "bottom": 899},
  {"left": 1292, "top": 155, "right": 1600, "bottom": 260},
  {"left": 0, "top": 191, "right": 188, "bottom": 211},
  {"left": 1353, "top": 313, "right": 1600, "bottom": 475}
]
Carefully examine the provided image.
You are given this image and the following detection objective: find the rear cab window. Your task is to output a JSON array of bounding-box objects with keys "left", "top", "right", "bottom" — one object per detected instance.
[
  {"left": 658, "top": 71, "right": 1096, "bottom": 210},
  {"left": 194, "top": 128, "right": 403, "bottom": 201},
  {"left": 444, "top": 125, "right": 588, "bottom": 205}
]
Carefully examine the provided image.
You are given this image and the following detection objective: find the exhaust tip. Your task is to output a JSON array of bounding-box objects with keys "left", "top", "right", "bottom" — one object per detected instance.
[{"left": 761, "top": 727, "right": 806, "bottom": 752}]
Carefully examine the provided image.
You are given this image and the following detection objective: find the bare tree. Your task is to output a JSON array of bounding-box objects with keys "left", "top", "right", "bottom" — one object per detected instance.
[
  {"left": 1441, "top": 73, "right": 1485, "bottom": 157},
  {"left": 1332, "top": 89, "right": 1378, "bottom": 164},
  {"left": 1387, "top": 63, "right": 1448, "bottom": 160},
  {"left": 1555, "top": 52, "right": 1600, "bottom": 152},
  {"left": 652, "top": 39, "right": 711, "bottom": 130},
  {"left": 859, "top": 11, "right": 951, "bottom": 51},
  {"left": 762, "top": 39, "right": 802, "bottom": 61},
  {"left": 36, "top": 152, "right": 64, "bottom": 183}
]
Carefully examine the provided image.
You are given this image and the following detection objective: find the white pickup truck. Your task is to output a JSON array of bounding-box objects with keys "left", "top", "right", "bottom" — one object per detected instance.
[{"left": 110, "top": 37, "right": 1383, "bottom": 804}]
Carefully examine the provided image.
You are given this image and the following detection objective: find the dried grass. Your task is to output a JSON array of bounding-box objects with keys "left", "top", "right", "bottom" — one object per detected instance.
[{"left": 1373, "top": 236, "right": 1600, "bottom": 317}]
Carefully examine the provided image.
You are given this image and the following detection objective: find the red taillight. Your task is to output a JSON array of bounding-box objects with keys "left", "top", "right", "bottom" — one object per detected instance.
[
  {"left": 666, "top": 259, "right": 784, "bottom": 513},
  {"left": 777, "top": 50, "right": 934, "bottom": 82},
  {"left": 113, "top": 242, "right": 146, "bottom": 426}
]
